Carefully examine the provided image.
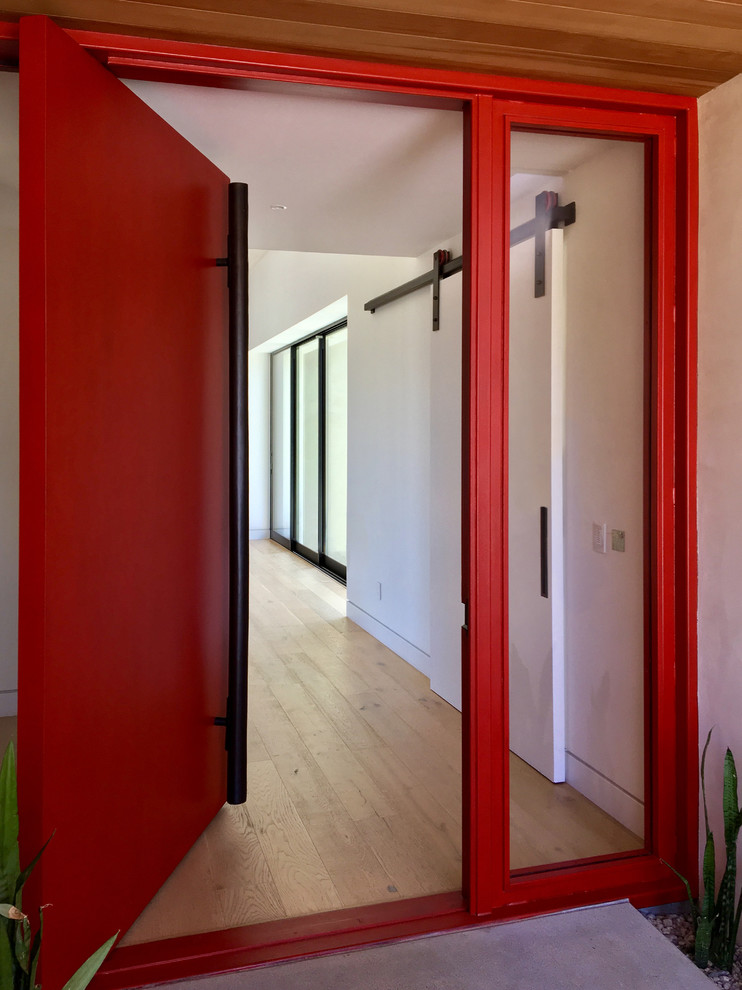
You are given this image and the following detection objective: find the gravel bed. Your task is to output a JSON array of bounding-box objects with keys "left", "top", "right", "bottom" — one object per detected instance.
[{"left": 645, "top": 913, "right": 742, "bottom": 989}]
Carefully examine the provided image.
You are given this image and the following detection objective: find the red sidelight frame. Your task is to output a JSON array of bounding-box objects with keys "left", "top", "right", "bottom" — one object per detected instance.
[
  {"left": 497, "top": 102, "right": 681, "bottom": 895},
  {"left": 0, "top": 19, "right": 698, "bottom": 989}
]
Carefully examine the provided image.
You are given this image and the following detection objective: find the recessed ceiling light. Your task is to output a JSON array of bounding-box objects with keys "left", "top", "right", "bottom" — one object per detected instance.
[{"left": 270, "top": 204, "right": 287, "bottom": 211}]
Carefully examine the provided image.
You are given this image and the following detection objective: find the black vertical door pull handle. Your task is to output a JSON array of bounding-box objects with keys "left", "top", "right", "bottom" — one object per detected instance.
[
  {"left": 540, "top": 506, "right": 548, "bottom": 599},
  {"left": 215, "top": 182, "right": 249, "bottom": 806}
]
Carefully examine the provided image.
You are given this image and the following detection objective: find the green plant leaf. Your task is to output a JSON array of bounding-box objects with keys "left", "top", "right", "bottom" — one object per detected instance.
[
  {"left": 14, "top": 914, "right": 30, "bottom": 975},
  {"left": 701, "top": 729, "right": 713, "bottom": 838},
  {"left": 717, "top": 840, "right": 739, "bottom": 968},
  {"left": 700, "top": 831, "right": 716, "bottom": 922},
  {"left": 696, "top": 915, "right": 714, "bottom": 969},
  {"left": 723, "top": 748, "right": 739, "bottom": 847},
  {"left": 0, "top": 745, "right": 20, "bottom": 906},
  {"left": 13, "top": 835, "right": 53, "bottom": 904},
  {"left": 661, "top": 858, "right": 698, "bottom": 929},
  {"left": 60, "top": 934, "right": 117, "bottom": 990},
  {"left": 27, "top": 910, "right": 42, "bottom": 990},
  {"left": 0, "top": 918, "right": 14, "bottom": 990}
]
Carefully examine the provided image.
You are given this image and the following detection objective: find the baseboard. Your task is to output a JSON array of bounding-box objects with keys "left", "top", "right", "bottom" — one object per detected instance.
[
  {"left": 0, "top": 690, "right": 18, "bottom": 718},
  {"left": 565, "top": 751, "right": 644, "bottom": 837},
  {"left": 346, "top": 601, "right": 430, "bottom": 679},
  {"left": 249, "top": 529, "right": 270, "bottom": 540}
]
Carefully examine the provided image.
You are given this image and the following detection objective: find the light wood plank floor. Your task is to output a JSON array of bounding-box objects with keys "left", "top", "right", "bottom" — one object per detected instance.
[
  {"left": 122, "top": 541, "right": 461, "bottom": 945},
  {"left": 122, "top": 541, "right": 640, "bottom": 945}
]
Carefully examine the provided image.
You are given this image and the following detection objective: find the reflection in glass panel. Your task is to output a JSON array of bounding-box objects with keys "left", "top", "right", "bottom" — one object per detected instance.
[
  {"left": 296, "top": 338, "right": 320, "bottom": 553},
  {"left": 325, "top": 327, "right": 348, "bottom": 567},
  {"left": 508, "top": 131, "right": 646, "bottom": 870},
  {"left": 271, "top": 348, "right": 291, "bottom": 542}
]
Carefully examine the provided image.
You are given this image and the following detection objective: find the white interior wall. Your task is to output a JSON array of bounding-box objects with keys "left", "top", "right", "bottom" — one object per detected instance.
[
  {"left": 698, "top": 73, "right": 742, "bottom": 882},
  {"left": 0, "top": 72, "right": 18, "bottom": 716},
  {"left": 346, "top": 252, "right": 432, "bottom": 670},
  {"left": 560, "top": 141, "right": 646, "bottom": 835}
]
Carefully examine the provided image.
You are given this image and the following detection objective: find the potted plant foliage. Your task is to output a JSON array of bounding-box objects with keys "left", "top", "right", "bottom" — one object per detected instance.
[
  {"left": 667, "top": 729, "right": 742, "bottom": 973},
  {"left": 0, "top": 742, "right": 116, "bottom": 990}
]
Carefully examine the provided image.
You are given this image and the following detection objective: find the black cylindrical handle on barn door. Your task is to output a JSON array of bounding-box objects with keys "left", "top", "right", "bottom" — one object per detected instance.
[
  {"left": 540, "top": 506, "right": 548, "bottom": 600},
  {"left": 215, "top": 182, "right": 249, "bottom": 805}
]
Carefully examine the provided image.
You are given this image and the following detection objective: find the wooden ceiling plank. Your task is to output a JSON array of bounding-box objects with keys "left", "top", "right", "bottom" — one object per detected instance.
[
  {"left": 285, "top": 0, "right": 742, "bottom": 34},
  {"left": 2, "top": 0, "right": 734, "bottom": 93},
  {"left": 506, "top": 0, "right": 742, "bottom": 31},
  {"left": 2, "top": 0, "right": 726, "bottom": 93},
  {"left": 215, "top": 0, "right": 742, "bottom": 52},
  {"left": 10, "top": 0, "right": 742, "bottom": 69}
]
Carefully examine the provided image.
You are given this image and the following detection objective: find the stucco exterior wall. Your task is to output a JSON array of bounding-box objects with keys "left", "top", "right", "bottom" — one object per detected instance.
[{"left": 698, "top": 73, "right": 742, "bottom": 856}]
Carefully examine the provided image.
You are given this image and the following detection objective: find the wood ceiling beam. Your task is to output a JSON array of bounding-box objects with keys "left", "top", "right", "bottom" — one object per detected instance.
[
  {"left": 269, "top": 0, "right": 742, "bottom": 51},
  {"left": 75, "top": 0, "right": 742, "bottom": 66},
  {"left": 2, "top": 0, "right": 740, "bottom": 94}
]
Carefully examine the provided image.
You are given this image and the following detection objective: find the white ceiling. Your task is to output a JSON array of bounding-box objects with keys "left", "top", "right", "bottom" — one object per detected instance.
[
  {"left": 511, "top": 132, "right": 629, "bottom": 176},
  {"left": 510, "top": 132, "right": 632, "bottom": 211},
  {"left": 125, "top": 80, "right": 464, "bottom": 258},
  {"left": 0, "top": 71, "right": 638, "bottom": 256}
]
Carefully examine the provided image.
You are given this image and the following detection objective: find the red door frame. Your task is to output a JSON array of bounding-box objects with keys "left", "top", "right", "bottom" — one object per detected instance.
[{"left": 1, "top": 20, "right": 698, "bottom": 988}]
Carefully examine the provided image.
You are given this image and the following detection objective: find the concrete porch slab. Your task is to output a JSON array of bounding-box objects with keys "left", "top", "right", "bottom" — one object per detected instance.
[{"left": 162, "top": 901, "right": 712, "bottom": 989}]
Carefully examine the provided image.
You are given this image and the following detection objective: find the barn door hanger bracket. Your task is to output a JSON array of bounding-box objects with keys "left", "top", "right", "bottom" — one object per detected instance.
[
  {"left": 365, "top": 188, "right": 575, "bottom": 323},
  {"left": 364, "top": 249, "right": 463, "bottom": 332},
  {"left": 511, "top": 191, "right": 576, "bottom": 298}
]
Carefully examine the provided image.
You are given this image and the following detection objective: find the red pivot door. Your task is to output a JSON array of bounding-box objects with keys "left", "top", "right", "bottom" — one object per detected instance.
[{"left": 18, "top": 15, "right": 231, "bottom": 985}]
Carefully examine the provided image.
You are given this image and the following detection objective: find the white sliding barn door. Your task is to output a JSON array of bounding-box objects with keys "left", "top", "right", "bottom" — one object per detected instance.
[{"left": 508, "top": 222, "right": 566, "bottom": 784}]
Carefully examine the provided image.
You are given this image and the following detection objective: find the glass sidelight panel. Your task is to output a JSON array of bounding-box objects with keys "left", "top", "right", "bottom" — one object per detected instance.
[
  {"left": 270, "top": 347, "right": 291, "bottom": 544},
  {"left": 295, "top": 338, "right": 320, "bottom": 555},
  {"left": 325, "top": 326, "right": 348, "bottom": 568},
  {"left": 508, "top": 131, "right": 647, "bottom": 870}
]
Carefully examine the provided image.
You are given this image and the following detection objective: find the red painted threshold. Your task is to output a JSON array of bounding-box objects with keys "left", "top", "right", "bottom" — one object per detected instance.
[
  {"left": 95, "top": 872, "right": 685, "bottom": 990},
  {"left": 96, "top": 893, "right": 467, "bottom": 989}
]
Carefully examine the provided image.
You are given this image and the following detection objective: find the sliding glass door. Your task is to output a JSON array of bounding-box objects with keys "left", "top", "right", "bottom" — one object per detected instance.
[{"left": 270, "top": 321, "right": 347, "bottom": 580}]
